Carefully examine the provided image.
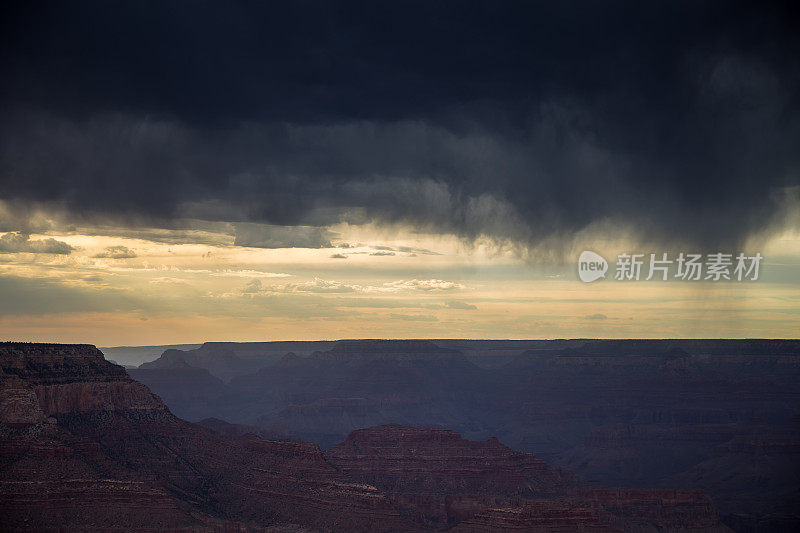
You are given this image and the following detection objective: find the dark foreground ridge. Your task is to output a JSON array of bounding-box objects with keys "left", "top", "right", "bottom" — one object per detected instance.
[{"left": 0, "top": 342, "right": 734, "bottom": 531}]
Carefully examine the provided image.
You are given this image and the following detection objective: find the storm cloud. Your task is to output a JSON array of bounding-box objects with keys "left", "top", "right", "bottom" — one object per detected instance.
[
  {"left": 1, "top": 1, "right": 798, "bottom": 250},
  {"left": 233, "top": 223, "right": 334, "bottom": 249}
]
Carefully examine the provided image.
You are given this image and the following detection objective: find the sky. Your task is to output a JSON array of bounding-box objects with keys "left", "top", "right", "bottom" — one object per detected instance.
[{"left": 0, "top": 1, "right": 798, "bottom": 345}]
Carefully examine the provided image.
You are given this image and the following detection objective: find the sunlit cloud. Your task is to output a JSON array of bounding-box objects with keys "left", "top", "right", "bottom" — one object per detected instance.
[
  {"left": 0, "top": 232, "right": 74, "bottom": 254},
  {"left": 93, "top": 245, "right": 137, "bottom": 259}
]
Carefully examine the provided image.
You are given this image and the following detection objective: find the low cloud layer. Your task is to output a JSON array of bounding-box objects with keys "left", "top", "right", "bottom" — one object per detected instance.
[
  {"left": 241, "top": 277, "right": 468, "bottom": 296},
  {"left": 0, "top": 232, "right": 74, "bottom": 254},
  {"left": 94, "top": 246, "right": 136, "bottom": 259}
]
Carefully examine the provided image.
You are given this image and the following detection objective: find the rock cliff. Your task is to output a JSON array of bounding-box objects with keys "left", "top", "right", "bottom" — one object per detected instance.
[
  {"left": 0, "top": 342, "right": 413, "bottom": 531},
  {"left": 326, "top": 425, "right": 728, "bottom": 531}
]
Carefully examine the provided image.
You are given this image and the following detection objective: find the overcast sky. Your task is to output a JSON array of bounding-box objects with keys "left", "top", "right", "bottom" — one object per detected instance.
[{"left": 1, "top": 1, "right": 798, "bottom": 344}]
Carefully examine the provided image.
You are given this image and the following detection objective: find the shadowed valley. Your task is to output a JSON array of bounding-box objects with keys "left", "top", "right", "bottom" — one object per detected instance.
[{"left": 128, "top": 339, "right": 800, "bottom": 531}]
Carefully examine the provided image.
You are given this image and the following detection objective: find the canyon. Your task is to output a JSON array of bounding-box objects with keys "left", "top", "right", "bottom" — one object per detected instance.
[
  {"left": 0, "top": 341, "right": 741, "bottom": 531},
  {"left": 128, "top": 339, "right": 800, "bottom": 531}
]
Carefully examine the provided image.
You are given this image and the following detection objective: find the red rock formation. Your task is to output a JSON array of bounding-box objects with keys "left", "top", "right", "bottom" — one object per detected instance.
[
  {"left": 327, "top": 424, "right": 582, "bottom": 528},
  {"left": 577, "top": 488, "right": 723, "bottom": 531},
  {"left": 451, "top": 501, "right": 615, "bottom": 532},
  {"left": 0, "top": 367, "right": 46, "bottom": 425},
  {"left": 0, "top": 342, "right": 415, "bottom": 531},
  {"left": 326, "top": 425, "right": 729, "bottom": 532},
  {"left": 1, "top": 343, "right": 163, "bottom": 415},
  {"left": 327, "top": 425, "right": 577, "bottom": 497}
]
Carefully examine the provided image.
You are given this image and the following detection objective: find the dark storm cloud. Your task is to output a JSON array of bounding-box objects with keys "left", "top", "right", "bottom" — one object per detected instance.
[
  {"left": 233, "top": 223, "right": 334, "bottom": 249},
  {"left": 0, "top": 1, "right": 798, "bottom": 249}
]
